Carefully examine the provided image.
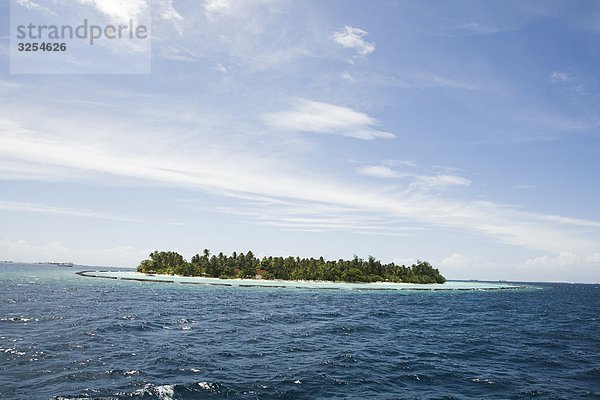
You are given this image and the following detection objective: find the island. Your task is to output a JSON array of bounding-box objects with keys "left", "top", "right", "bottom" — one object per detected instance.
[{"left": 136, "top": 250, "right": 446, "bottom": 284}]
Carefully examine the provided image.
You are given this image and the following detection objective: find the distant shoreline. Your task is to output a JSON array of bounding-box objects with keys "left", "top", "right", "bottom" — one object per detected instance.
[{"left": 76, "top": 270, "right": 527, "bottom": 291}]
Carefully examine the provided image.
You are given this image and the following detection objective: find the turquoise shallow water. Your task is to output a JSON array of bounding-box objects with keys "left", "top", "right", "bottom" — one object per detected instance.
[{"left": 1, "top": 263, "right": 599, "bottom": 399}]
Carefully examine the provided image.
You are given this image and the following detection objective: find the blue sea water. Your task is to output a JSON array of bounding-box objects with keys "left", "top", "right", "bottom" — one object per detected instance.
[{"left": 0, "top": 263, "right": 599, "bottom": 399}]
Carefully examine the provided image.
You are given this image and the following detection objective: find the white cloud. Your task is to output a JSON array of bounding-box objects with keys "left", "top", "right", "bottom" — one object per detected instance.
[
  {"left": 412, "top": 72, "right": 480, "bottom": 90},
  {"left": 363, "top": 70, "right": 486, "bottom": 92},
  {"left": 203, "top": 0, "right": 232, "bottom": 18},
  {"left": 0, "top": 80, "right": 25, "bottom": 93},
  {"left": 514, "top": 183, "right": 539, "bottom": 190},
  {"left": 248, "top": 46, "right": 312, "bottom": 71},
  {"left": 0, "top": 200, "right": 139, "bottom": 222},
  {"left": 524, "top": 250, "right": 581, "bottom": 267},
  {"left": 440, "top": 253, "right": 474, "bottom": 268},
  {"left": 538, "top": 215, "right": 600, "bottom": 228},
  {"left": 412, "top": 174, "right": 471, "bottom": 188},
  {"left": 0, "top": 158, "right": 89, "bottom": 181},
  {"left": 551, "top": 71, "right": 570, "bottom": 83},
  {"left": 332, "top": 26, "right": 375, "bottom": 56},
  {"left": 386, "top": 159, "right": 418, "bottom": 168},
  {"left": 261, "top": 99, "right": 395, "bottom": 140},
  {"left": 458, "top": 22, "right": 501, "bottom": 35},
  {"left": 215, "top": 199, "right": 422, "bottom": 237},
  {"left": 160, "top": 0, "right": 183, "bottom": 22},
  {"left": 358, "top": 165, "right": 404, "bottom": 178},
  {"left": 76, "top": 0, "right": 150, "bottom": 21},
  {"left": 15, "top": 0, "right": 56, "bottom": 16},
  {"left": 0, "top": 239, "right": 69, "bottom": 255},
  {"left": 340, "top": 71, "right": 356, "bottom": 83},
  {"left": 157, "top": 1, "right": 318, "bottom": 70},
  {"left": 358, "top": 164, "right": 471, "bottom": 188},
  {"left": 154, "top": 0, "right": 184, "bottom": 35},
  {"left": 216, "top": 63, "right": 228, "bottom": 74}
]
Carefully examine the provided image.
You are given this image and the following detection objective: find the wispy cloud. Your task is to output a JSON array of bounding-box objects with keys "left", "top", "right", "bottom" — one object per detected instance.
[
  {"left": 15, "top": 0, "right": 56, "bottom": 16},
  {"left": 248, "top": 46, "right": 313, "bottom": 71},
  {"left": 340, "top": 71, "right": 356, "bottom": 83},
  {"left": 457, "top": 22, "right": 502, "bottom": 35},
  {"left": 357, "top": 164, "right": 471, "bottom": 188},
  {"left": 0, "top": 80, "right": 25, "bottom": 92},
  {"left": 75, "top": 0, "right": 149, "bottom": 21},
  {"left": 261, "top": 99, "right": 395, "bottom": 140},
  {"left": 549, "top": 70, "right": 590, "bottom": 96},
  {"left": 0, "top": 158, "right": 88, "bottom": 181},
  {"left": 203, "top": 0, "right": 232, "bottom": 18},
  {"left": 412, "top": 174, "right": 471, "bottom": 189},
  {"left": 357, "top": 165, "right": 404, "bottom": 179},
  {"left": 214, "top": 198, "right": 423, "bottom": 237},
  {"left": 360, "top": 70, "right": 483, "bottom": 92},
  {"left": 332, "top": 25, "right": 375, "bottom": 56},
  {"left": 0, "top": 200, "right": 139, "bottom": 222},
  {"left": 538, "top": 215, "right": 600, "bottom": 228},
  {"left": 551, "top": 71, "right": 571, "bottom": 83},
  {"left": 412, "top": 72, "right": 480, "bottom": 90},
  {"left": 149, "top": 0, "right": 321, "bottom": 71},
  {"left": 514, "top": 183, "right": 539, "bottom": 190}
]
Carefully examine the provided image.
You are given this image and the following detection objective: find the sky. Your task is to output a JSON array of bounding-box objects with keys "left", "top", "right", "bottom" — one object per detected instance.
[{"left": 0, "top": 0, "right": 599, "bottom": 283}]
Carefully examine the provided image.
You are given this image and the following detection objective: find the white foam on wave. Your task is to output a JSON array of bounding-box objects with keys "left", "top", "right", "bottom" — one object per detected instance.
[
  {"left": 0, "top": 316, "right": 38, "bottom": 322},
  {"left": 155, "top": 384, "right": 175, "bottom": 400},
  {"left": 124, "top": 370, "right": 139, "bottom": 376},
  {"left": 3, "top": 347, "right": 25, "bottom": 355},
  {"left": 196, "top": 381, "right": 219, "bottom": 391},
  {"left": 471, "top": 377, "right": 497, "bottom": 385},
  {"left": 135, "top": 384, "right": 175, "bottom": 400}
]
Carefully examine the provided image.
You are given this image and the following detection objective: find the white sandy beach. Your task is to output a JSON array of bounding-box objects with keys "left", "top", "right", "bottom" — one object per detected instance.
[{"left": 78, "top": 270, "right": 525, "bottom": 291}]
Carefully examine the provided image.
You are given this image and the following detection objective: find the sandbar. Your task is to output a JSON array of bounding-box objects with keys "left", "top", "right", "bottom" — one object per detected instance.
[{"left": 76, "top": 270, "right": 526, "bottom": 291}]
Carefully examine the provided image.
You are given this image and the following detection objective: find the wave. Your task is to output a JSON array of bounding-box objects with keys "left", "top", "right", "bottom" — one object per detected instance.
[{"left": 52, "top": 381, "right": 236, "bottom": 400}]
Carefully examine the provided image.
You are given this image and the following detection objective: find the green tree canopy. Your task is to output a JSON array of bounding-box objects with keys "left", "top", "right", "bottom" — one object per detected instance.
[{"left": 137, "top": 250, "right": 447, "bottom": 284}]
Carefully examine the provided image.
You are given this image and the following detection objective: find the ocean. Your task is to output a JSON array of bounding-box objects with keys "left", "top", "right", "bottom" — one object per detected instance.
[{"left": 1, "top": 263, "right": 599, "bottom": 399}]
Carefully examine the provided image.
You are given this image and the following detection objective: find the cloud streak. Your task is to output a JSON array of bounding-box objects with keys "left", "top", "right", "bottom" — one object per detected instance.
[
  {"left": 261, "top": 99, "right": 395, "bottom": 140},
  {"left": 15, "top": 0, "right": 56, "bottom": 16},
  {"left": 0, "top": 199, "right": 140, "bottom": 222},
  {"left": 357, "top": 165, "right": 472, "bottom": 188}
]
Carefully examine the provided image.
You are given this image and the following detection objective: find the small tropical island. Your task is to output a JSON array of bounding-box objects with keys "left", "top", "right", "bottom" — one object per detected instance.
[{"left": 136, "top": 250, "right": 446, "bottom": 284}]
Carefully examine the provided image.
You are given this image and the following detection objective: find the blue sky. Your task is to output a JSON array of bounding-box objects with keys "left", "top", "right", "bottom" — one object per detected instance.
[{"left": 0, "top": 0, "right": 599, "bottom": 282}]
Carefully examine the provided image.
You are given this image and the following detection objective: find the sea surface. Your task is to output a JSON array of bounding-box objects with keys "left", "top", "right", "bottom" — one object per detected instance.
[{"left": 1, "top": 263, "right": 599, "bottom": 399}]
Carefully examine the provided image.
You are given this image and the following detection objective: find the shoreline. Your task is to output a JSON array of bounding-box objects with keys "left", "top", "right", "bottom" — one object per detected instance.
[{"left": 76, "top": 270, "right": 527, "bottom": 291}]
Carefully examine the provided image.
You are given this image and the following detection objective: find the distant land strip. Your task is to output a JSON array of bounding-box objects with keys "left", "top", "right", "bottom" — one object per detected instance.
[{"left": 76, "top": 271, "right": 527, "bottom": 291}]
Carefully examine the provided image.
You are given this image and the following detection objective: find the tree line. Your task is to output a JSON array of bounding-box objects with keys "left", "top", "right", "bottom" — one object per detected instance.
[{"left": 137, "top": 250, "right": 446, "bottom": 284}]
